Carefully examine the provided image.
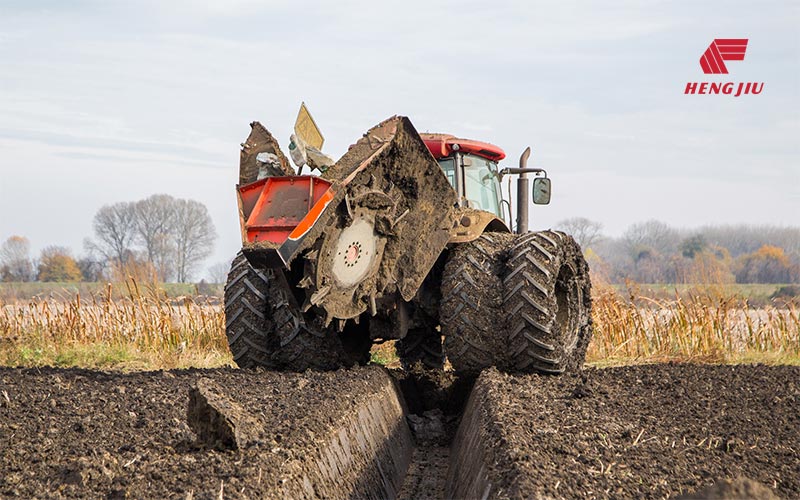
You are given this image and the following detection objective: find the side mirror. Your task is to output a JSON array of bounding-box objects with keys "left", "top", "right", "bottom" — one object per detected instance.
[{"left": 532, "top": 177, "right": 551, "bottom": 205}]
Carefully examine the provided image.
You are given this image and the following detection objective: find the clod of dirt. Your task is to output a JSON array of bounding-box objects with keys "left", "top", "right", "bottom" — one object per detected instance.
[
  {"left": 187, "top": 377, "right": 262, "bottom": 449},
  {"left": 673, "top": 477, "right": 781, "bottom": 500}
]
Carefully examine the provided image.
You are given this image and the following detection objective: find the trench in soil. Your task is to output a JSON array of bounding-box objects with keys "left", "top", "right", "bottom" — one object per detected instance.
[
  {"left": 390, "top": 367, "right": 477, "bottom": 500},
  {"left": 3, "top": 365, "right": 796, "bottom": 499}
]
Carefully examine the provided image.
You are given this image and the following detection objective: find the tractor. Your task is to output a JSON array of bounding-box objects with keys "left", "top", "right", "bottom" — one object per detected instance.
[{"left": 224, "top": 105, "right": 591, "bottom": 374}]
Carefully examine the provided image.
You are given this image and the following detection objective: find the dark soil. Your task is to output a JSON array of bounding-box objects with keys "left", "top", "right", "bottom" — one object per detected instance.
[
  {"left": 473, "top": 364, "right": 799, "bottom": 500},
  {"left": 0, "top": 365, "right": 398, "bottom": 499},
  {"left": 396, "top": 445, "right": 449, "bottom": 500},
  {"left": 393, "top": 365, "right": 473, "bottom": 499},
  {"left": 1, "top": 363, "right": 797, "bottom": 499}
]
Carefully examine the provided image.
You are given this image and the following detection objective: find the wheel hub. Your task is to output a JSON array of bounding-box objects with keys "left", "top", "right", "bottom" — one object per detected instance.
[{"left": 330, "top": 216, "right": 378, "bottom": 287}]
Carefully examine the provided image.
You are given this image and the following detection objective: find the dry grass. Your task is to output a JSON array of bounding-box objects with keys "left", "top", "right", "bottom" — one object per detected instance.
[
  {"left": 586, "top": 282, "right": 800, "bottom": 366},
  {"left": 0, "top": 280, "right": 231, "bottom": 370},
  {"left": 1, "top": 279, "right": 798, "bottom": 371}
]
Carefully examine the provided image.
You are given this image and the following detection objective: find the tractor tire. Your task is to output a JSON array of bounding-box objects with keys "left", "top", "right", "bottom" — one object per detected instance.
[
  {"left": 396, "top": 328, "right": 444, "bottom": 370},
  {"left": 440, "top": 233, "right": 512, "bottom": 374},
  {"left": 224, "top": 253, "right": 353, "bottom": 371},
  {"left": 268, "top": 271, "right": 354, "bottom": 371},
  {"left": 501, "top": 231, "right": 592, "bottom": 374},
  {"left": 224, "top": 253, "right": 276, "bottom": 369}
]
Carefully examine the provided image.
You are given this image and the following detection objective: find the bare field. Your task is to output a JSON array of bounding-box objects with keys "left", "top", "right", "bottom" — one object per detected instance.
[{"left": 1, "top": 364, "right": 796, "bottom": 499}]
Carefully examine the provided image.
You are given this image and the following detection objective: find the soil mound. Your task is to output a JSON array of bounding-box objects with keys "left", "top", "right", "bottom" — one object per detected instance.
[{"left": 457, "top": 364, "right": 797, "bottom": 499}]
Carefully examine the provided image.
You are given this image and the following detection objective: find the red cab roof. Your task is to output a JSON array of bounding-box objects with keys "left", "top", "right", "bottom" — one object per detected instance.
[{"left": 420, "top": 133, "right": 506, "bottom": 162}]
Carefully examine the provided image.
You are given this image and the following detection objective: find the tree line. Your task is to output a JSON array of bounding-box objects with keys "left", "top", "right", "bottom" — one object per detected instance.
[
  {"left": 555, "top": 218, "right": 800, "bottom": 284},
  {"left": 1, "top": 194, "right": 217, "bottom": 283},
  {"left": 4, "top": 212, "right": 798, "bottom": 285}
]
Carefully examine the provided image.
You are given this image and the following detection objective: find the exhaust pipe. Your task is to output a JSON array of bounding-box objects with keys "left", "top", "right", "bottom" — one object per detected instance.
[{"left": 516, "top": 147, "right": 531, "bottom": 234}]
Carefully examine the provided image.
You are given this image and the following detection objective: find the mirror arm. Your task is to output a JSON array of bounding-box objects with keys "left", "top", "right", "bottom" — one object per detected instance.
[{"left": 499, "top": 167, "right": 547, "bottom": 178}]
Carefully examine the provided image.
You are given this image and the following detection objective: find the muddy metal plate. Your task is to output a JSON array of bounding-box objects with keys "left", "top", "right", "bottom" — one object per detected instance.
[{"left": 309, "top": 116, "right": 458, "bottom": 321}]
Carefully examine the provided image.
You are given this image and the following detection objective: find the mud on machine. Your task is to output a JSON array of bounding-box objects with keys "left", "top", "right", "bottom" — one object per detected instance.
[{"left": 224, "top": 104, "right": 592, "bottom": 375}]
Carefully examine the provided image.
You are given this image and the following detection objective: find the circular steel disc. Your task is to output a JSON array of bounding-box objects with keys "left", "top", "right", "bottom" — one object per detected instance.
[{"left": 330, "top": 216, "right": 378, "bottom": 287}]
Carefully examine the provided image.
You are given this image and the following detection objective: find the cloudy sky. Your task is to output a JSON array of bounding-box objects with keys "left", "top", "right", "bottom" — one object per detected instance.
[{"left": 0, "top": 0, "right": 798, "bottom": 278}]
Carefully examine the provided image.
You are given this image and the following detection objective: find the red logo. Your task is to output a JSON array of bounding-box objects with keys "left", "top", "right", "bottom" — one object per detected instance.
[
  {"left": 699, "top": 39, "right": 748, "bottom": 74},
  {"left": 685, "top": 38, "right": 762, "bottom": 96}
]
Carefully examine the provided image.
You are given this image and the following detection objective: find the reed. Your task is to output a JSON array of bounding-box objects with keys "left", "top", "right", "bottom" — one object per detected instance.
[
  {"left": 586, "top": 282, "right": 800, "bottom": 365},
  {"left": 2, "top": 279, "right": 797, "bottom": 370},
  {"left": 0, "top": 279, "right": 230, "bottom": 370}
]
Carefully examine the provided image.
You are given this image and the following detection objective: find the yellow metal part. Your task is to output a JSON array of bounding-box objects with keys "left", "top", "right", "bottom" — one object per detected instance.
[
  {"left": 448, "top": 208, "right": 510, "bottom": 243},
  {"left": 294, "top": 102, "right": 325, "bottom": 150}
]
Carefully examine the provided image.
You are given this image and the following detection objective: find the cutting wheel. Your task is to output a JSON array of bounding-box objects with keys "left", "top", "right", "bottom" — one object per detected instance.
[{"left": 310, "top": 211, "right": 387, "bottom": 321}]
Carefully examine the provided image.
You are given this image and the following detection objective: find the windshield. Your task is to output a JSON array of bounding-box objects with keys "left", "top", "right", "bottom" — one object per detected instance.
[{"left": 462, "top": 154, "right": 502, "bottom": 217}]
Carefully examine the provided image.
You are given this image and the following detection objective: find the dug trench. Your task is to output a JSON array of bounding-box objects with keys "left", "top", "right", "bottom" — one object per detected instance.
[{"left": 0, "top": 364, "right": 797, "bottom": 499}]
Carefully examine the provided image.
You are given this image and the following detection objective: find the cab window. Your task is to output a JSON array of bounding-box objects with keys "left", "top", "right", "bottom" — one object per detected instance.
[
  {"left": 438, "top": 158, "right": 456, "bottom": 188},
  {"left": 462, "top": 155, "right": 502, "bottom": 217}
]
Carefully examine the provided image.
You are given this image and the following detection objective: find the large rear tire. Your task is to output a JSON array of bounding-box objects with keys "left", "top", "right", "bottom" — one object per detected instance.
[
  {"left": 502, "top": 231, "right": 592, "bottom": 374},
  {"left": 224, "top": 253, "right": 354, "bottom": 371},
  {"left": 440, "top": 233, "right": 512, "bottom": 374}
]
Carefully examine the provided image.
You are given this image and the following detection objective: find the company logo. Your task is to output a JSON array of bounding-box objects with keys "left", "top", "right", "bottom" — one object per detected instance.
[
  {"left": 685, "top": 38, "right": 763, "bottom": 96},
  {"left": 699, "top": 39, "right": 747, "bottom": 74}
]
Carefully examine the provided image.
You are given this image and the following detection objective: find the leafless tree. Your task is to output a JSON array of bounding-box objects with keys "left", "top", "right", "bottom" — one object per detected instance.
[
  {"left": 555, "top": 217, "right": 604, "bottom": 250},
  {"left": 622, "top": 220, "right": 679, "bottom": 256},
  {"left": 700, "top": 224, "right": 800, "bottom": 259},
  {"left": 134, "top": 194, "right": 177, "bottom": 281},
  {"left": 76, "top": 255, "right": 106, "bottom": 282},
  {"left": 585, "top": 220, "right": 800, "bottom": 284},
  {"left": 173, "top": 199, "right": 217, "bottom": 282},
  {"left": 88, "top": 202, "right": 137, "bottom": 266},
  {"left": 0, "top": 235, "right": 35, "bottom": 282},
  {"left": 207, "top": 259, "right": 233, "bottom": 284}
]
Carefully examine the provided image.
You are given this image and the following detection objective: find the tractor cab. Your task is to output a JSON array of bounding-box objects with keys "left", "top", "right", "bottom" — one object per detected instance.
[{"left": 421, "top": 134, "right": 506, "bottom": 219}]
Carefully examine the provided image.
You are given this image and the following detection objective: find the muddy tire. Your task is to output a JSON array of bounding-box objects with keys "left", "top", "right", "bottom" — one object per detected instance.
[
  {"left": 396, "top": 328, "right": 444, "bottom": 370},
  {"left": 440, "top": 233, "right": 511, "bottom": 374},
  {"left": 224, "top": 253, "right": 352, "bottom": 371},
  {"left": 502, "top": 231, "right": 592, "bottom": 374},
  {"left": 224, "top": 253, "right": 276, "bottom": 369},
  {"left": 268, "top": 271, "right": 354, "bottom": 371}
]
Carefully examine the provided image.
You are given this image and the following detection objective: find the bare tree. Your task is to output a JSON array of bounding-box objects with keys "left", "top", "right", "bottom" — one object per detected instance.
[
  {"left": 0, "top": 235, "right": 35, "bottom": 282},
  {"left": 88, "top": 202, "right": 137, "bottom": 266},
  {"left": 173, "top": 199, "right": 217, "bottom": 282},
  {"left": 76, "top": 255, "right": 105, "bottom": 282},
  {"left": 700, "top": 224, "right": 800, "bottom": 258},
  {"left": 622, "top": 220, "right": 679, "bottom": 256},
  {"left": 207, "top": 259, "right": 233, "bottom": 284},
  {"left": 555, "top": 217, "right": 604, "bottom": 250},
  {"left": 134, "top": 194, "right": 177, "bottom": 281}
]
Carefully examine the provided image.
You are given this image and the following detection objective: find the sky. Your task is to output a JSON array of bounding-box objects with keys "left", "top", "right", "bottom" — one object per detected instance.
[{"left": 0, "top": 0, "right": 798, "bottom": 279}]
